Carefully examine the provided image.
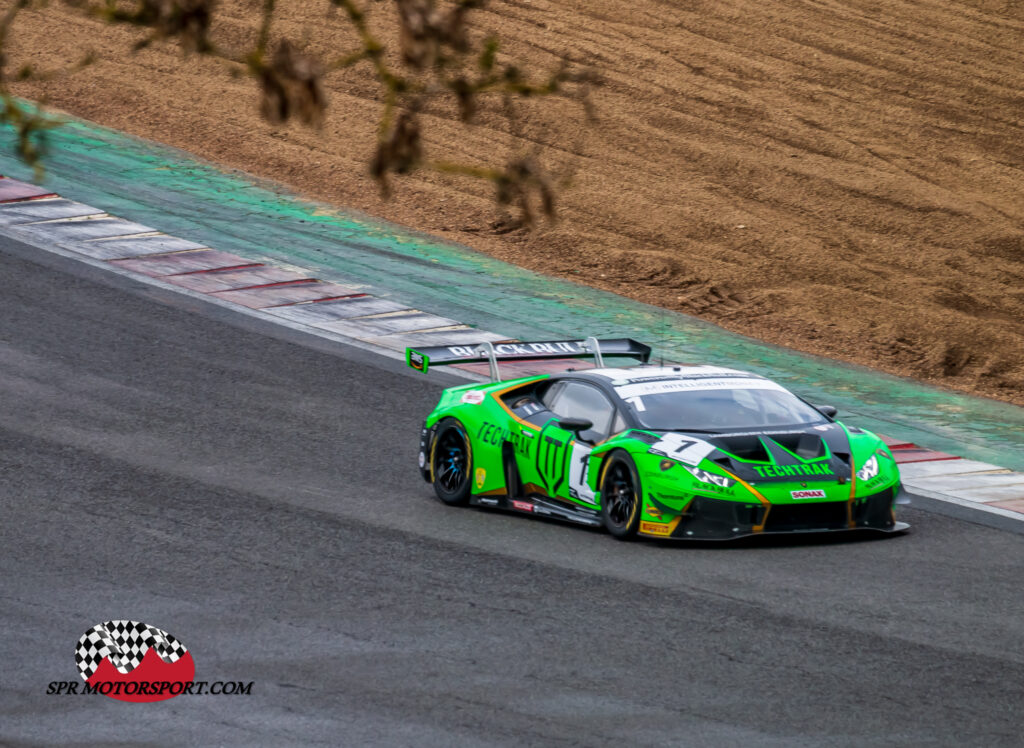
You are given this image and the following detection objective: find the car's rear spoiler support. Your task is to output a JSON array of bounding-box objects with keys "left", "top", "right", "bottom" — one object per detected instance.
[
  {"left": 405, "top": 337, "right": 652, "bottom": 381},
  {"left": 478, "top": 341, "right": 500, "bottom": 382}
]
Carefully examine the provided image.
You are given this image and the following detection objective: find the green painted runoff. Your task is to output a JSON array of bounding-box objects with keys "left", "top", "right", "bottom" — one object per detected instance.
[{"left": 2, "top": 111, "right": 1023, "bottom": 471}]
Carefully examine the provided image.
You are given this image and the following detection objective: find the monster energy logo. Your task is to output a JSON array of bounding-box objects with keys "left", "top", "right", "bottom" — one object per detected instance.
[
  {"left": 536, "top": 428, "right": 569, "bottom": 494},
  {"left": 752, "top": 463, "right": 833, "bottom": 478}
]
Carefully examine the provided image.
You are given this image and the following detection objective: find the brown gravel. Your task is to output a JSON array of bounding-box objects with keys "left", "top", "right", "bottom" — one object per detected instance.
[{"left": 9, "top": 0, "right": 1024, "bottom": 403}]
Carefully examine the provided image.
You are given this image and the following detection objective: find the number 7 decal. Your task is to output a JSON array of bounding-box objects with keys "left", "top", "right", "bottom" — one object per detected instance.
[{"left": 649, "top": 433, "right": 716, "bottom": 466}]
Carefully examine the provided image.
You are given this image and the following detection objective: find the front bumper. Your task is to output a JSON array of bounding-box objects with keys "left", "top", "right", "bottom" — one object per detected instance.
[{"left": 643, "top": 487, "right": 906, "bottom": 540}]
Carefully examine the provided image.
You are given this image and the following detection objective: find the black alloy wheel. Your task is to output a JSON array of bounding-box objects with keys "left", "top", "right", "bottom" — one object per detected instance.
[
  {"left": 432, "top": 419, "right": 472, "bottom": 506},
  {"left": 600, "top": 451, "right": 643, "bottom": 540}
]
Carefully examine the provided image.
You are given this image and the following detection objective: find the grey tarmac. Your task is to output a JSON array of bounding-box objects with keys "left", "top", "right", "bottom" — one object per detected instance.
[{"left": 1, "top": 235, "right": 1022, "bottom": 747}]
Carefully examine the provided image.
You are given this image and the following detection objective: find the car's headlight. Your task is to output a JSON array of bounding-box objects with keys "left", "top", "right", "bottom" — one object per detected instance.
[{"left": 856, "top": 455, "right": 879, "bottom": 482}]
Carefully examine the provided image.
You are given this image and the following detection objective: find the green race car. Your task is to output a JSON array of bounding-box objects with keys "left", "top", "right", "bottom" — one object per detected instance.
[{"left": 409, "top": 338, "right": 908, "bottom": 541}]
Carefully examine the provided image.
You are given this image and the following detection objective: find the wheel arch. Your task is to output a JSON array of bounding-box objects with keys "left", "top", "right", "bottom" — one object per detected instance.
[{"left": 587, "top": 432, "right": 655, "bottom": 499}]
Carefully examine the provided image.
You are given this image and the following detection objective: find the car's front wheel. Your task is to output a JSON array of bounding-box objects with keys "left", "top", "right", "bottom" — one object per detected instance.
[
  {"left": 600, "top": 450, "right": 642, "bottom": 540},
  {"left": 431, "top": 418, "right": 473, "bottom": 506}
]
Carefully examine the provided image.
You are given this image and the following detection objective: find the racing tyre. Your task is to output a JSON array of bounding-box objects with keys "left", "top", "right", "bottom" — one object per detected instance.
[
  {"left": 600, "top": 450, "right": 642, "bottom": 540},
  {"left": 431, "top": 418, "right": 473, "bottom": 506}
]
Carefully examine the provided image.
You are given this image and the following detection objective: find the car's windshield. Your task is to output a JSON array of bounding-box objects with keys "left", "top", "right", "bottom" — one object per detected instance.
[{"left": 618, "top": 379, "right": 827, "bottom": 431}]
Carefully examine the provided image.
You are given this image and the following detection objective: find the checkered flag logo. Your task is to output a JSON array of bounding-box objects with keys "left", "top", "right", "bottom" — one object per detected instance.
[{"left": 75, "top": 620, "right": 189, "bottom": 681}]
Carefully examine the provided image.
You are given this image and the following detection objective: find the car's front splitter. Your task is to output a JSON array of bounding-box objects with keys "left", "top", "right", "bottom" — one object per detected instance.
[
  {"left": 640, "top": 521, "right": 910, "bottom": 542},
  {"left": 640, "top": 488, "right": 907, "bottom": 541}
]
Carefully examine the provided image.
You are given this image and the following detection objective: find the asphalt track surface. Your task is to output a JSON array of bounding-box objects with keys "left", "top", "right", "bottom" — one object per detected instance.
[{"left": 2, "top": 234, "right": 1022, "bottom": 747}]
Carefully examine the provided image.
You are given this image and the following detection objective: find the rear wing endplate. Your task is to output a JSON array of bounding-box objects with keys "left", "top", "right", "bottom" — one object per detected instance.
[{"left": 405, "top": 337, "right": 652, "bottom": 380}]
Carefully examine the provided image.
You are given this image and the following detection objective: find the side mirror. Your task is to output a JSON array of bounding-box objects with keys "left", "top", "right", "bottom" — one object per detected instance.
[
  {"left": 558, "top": 417, "right": 593, "bottom": 433},
  {"left": 814, "top": 404, "right": 838, "bottom": 419}
]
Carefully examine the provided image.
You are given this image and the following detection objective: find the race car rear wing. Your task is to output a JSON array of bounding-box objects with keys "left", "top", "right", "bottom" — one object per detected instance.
[{"left": 405, "top": 337, "right": 652, "bottom": 381}]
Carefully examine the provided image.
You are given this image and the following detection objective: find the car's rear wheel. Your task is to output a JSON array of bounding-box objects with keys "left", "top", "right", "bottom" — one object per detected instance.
[
  {"left": 600, "top": 450, "right": 642, "bottom": 540},
  {"left": 431, "top": 418, "right": 472, "bottom": 506}
]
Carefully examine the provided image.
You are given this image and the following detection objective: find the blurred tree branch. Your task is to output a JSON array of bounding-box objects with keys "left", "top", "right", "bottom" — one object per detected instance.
[
  {"left": 0, "top": 0, "right": 81, "bottom": 177},
  {"left": 1, "top": 0, "right": 599, "bottom": 225}
]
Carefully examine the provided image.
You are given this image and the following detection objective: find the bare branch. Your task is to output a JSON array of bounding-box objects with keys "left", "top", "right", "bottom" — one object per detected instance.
[
  {"left": 96, "top": 0, "right": 217, "bottom": 54},
  {"left": 253, "top": 39, "right": 327, "bottom": 127},
  {"left": 0, "top": 0, "right": 70, "bottom": 176},
  {"left": 8, "top": 0, "right": 601, "bottom": 222},
  {"left": 372, "top": 109, "right": 422, "bottom": 195}
]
